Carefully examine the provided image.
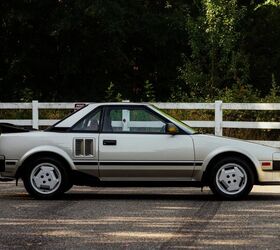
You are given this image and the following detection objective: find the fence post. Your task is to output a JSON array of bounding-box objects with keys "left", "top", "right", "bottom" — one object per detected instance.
[
  {"left": 32, "top": 100, "right": 39, "bottom": 129},
  {"left": 215, "top": 100, "right": 223, "bottom": 136}
]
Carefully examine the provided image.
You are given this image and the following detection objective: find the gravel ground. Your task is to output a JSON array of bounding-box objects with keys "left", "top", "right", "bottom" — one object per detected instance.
[{"left": 0, "top": 182, "right": 280, "bottom": 249}]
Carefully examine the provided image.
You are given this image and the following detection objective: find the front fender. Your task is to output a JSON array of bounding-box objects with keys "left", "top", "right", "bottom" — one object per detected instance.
[
  {"left": 201, "top": 146, "right": 260, "bottom": 172},
  {"left": 194, "top": 146, "right": 260, "bottom": 181}
]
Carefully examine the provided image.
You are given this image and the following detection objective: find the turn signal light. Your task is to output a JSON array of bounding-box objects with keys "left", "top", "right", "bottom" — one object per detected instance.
[{"left": 261, "top": 161, "right": 272, "bottom": 171}]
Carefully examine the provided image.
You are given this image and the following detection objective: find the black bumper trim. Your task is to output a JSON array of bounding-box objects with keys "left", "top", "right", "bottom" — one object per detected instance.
[
  {"left": 0, "top": 156, "right": 5, "bottom": 172},
  {"left": 273, "top": 161, "right": 280, "bottom": 171}
]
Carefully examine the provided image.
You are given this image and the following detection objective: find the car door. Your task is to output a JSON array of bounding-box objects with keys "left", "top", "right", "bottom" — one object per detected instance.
[{"left": 99, "top": 105, "right": 195, "bottom": 181}]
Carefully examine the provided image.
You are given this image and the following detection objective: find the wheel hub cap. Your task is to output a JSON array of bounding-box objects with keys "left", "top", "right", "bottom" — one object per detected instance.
[
  {"left": 216, "top": 163, "right": 247, "bottom": 195},
  {"left": 30, "top": 163, "right": 61, "bottom": 194}
]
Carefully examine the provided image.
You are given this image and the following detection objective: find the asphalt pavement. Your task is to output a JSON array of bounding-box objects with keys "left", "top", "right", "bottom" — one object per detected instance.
[{"left": 0, "top": 182, "right": 280, "bottom": 249}]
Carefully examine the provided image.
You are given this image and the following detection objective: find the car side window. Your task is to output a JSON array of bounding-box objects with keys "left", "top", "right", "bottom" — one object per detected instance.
[
  {"left": 102, "top": 107, "right": 166, "bottom": 133},
  {"left": 72, "top": 109, "right": 101, "bottom": 132}
]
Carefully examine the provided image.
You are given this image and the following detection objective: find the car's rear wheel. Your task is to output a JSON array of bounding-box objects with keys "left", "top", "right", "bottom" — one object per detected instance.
[
  {"left": 209, "top": 157, "right": 254, "bottom": 200},
  {"left": 23, "top": 157, "right": 70, "bottom": 199}
]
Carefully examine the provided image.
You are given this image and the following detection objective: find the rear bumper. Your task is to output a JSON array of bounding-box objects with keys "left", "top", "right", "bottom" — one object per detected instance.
[
  {"left": 0, "top": 155, "right": 5, "bottom": 172},
  {"left": 0, "top": 175, "right": 14, "bottom": 182}
]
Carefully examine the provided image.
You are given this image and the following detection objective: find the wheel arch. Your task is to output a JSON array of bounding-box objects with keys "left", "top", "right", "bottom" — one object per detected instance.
[
  {"left": 16, "top": 148, "right": 75, "bottom": 179},
  {"left": 201, "top": 151, "right": 259, "bottom": 185}
]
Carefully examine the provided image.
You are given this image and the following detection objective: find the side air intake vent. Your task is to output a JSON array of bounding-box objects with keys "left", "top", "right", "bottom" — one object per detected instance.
[
  {"left": 75, "top": 139, "right": 84, "bottom": 156},
  {"left": 74, "top": 138, "right": 95, "bottom": 157},
  {"left": 85, "top": 139, "right": 93, "bottom": 156}
]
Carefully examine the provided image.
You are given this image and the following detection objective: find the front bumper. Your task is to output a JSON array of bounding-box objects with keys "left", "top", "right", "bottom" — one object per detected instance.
[
  {"left": 0, "top": 155, "right": 5, "bottom": 172},
  {"left": 258, "top": 153, "right": 280, "bottom": 183}
]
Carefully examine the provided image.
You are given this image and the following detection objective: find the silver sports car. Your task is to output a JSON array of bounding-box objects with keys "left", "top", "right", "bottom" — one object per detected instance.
[{"left": 0, "top": 103, "right": 280, "bottom": 199}]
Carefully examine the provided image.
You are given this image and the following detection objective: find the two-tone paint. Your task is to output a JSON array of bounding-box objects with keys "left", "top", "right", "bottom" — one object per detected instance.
[{"left": 0, "top": 103, "right": 280, "bottom": 185}]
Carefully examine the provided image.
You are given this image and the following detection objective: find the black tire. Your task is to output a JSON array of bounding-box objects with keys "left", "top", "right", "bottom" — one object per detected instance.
[
  {"left": 209, "top": 157, "right": 254, "bottom": 200},
  {"left": 22, "top": 157, "right": 71, "bottom": 199}
]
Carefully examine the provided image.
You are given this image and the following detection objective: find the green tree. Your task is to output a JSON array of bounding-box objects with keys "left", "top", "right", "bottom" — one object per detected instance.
[
  {"left": 0, "top": 0, "right": 191, "bottom": 102},
  {"left": 1, "top": 0, "right": 280, "bottom": 102},
  {"left": 142, "top": 80, "right": 155, "bottom": 102},
  {"left": 244, "top": 1, "right": 280, "bottom": 95},
  {"left": 179, "top": 0, "right": 249, "bottom": 99},
  {"left": 104, "top": 82, "right": 123, "bottom": 102}
]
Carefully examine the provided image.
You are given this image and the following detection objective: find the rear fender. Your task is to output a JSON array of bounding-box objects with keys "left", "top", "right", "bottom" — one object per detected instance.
[{"left": 18, "top": 145, "right": 76, "bottom": 170}]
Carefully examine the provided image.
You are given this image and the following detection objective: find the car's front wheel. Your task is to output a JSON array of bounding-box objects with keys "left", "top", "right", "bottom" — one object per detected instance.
[
  {"left": 209, "top": 157, "right": 254, "bottom": 200},
  {"left": 23, "top": 157, "right": 70, "bottom": 199}
]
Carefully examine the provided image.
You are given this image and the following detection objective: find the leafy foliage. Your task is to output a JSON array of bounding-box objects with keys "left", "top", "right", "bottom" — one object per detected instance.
[
  {"left": 104, "top": 82, "right": 123, "bottom": 102},
  {"left": 0, "top": 0, "right": 280, "bottom": 102},
  {"left": 179, "top": 0, "right": 249, "bottom": 99}
]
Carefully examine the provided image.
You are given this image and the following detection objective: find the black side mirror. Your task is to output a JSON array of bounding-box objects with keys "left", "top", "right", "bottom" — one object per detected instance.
[{"left": 165, "top": 123, "right": 179, "bottom": 135}]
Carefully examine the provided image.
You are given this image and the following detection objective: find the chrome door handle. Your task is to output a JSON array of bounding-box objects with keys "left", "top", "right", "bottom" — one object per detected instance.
[{"left": 103, "top": 140, "right": 117, "bottom": 146}]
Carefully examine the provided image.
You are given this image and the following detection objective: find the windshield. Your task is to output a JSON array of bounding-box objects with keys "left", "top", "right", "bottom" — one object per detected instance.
[{"left": 151, "top": 105, "right": 196, "bottom": 134}]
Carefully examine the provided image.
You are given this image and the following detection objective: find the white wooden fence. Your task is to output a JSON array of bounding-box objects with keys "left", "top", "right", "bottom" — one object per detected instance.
[{"left": 1, "top": 100, "right": 280, "bottom": 147}]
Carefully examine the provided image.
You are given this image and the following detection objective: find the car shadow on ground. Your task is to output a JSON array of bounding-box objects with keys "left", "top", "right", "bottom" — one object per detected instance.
[
  {"left": 1, "top": 191, "right": 280, "bottom": 201},
  {"left": 62, "top": 192, "right": 280, "bottom": 201}
]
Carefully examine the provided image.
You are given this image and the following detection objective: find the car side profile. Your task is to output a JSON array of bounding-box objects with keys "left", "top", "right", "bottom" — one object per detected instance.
[{"left": 1, "top": 103, "right": 280, "bottom": 199}]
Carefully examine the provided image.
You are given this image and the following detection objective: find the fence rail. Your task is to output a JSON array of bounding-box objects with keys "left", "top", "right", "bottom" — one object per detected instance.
[{"left": 1, "top": 100, "right": 280, "bottom": 147}]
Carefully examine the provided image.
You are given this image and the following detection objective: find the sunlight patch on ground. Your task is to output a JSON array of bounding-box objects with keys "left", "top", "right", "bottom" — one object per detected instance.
[
  {"left": 200, "top": 239, "right": 253, "bottom": 246},
  {"left": 252, "top": 186, "right": 280, "bottom": 193},
  {"left": 104, "top": 231, "right": 190, "bottom": 239}
]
